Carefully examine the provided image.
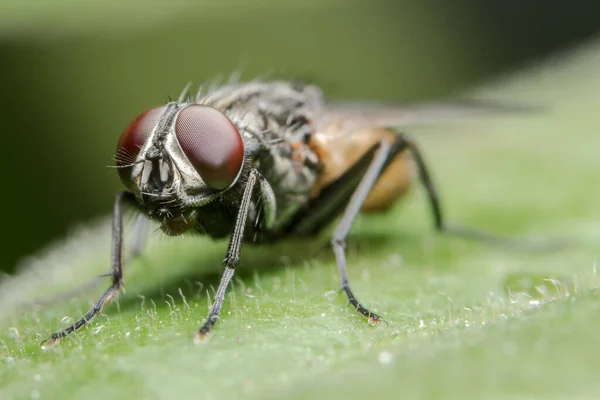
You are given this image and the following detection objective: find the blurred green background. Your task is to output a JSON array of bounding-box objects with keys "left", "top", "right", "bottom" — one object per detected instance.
[{"left": 1, "top": 0, "right": 599, "bottom": 274}]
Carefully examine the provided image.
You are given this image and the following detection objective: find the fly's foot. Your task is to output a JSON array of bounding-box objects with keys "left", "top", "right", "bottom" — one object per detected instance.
[
  {"left": 367, "top": 312, "right": 382, "bottom": 326},
  {"left": 193, "top": 316, "right": 218, "bottom": 344},
  {"left": 193, "top": 330, "right": 212, "bottom": 344},
  {"left": 343, "top": 287, "right": 388, "bottom": 327},
  {"left": 40, "top": 336, "right": 61, "bottom": 350},
  {"left": 367, "top": 313, "right": 389, "bottom": 328},
  {"left": 349, "top": 300, "right": 388, "bottom": 327}
]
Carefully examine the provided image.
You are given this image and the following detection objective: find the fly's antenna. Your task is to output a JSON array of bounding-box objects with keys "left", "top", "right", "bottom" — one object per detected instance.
[{"left": 178, "top": 81, "right": 193, "bottom": 104}]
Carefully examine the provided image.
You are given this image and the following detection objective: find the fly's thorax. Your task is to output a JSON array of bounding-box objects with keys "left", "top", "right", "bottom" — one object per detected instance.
[
  {"left": 115, "top": 102, "right": 247, "bottom": 221},
  {"left": 251, "top": 135, "right": 321, "bottom": 230},
  {"left": 197, "top": 82, "right": 325, "bottom": 230}
]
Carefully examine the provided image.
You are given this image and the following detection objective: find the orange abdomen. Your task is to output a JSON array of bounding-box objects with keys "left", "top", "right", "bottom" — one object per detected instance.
[{"left": 308, "top": 128, "right": 414, "bottom": 213}]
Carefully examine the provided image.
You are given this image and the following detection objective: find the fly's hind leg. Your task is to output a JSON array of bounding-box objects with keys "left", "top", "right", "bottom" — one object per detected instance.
[
  {"left": 407, "top": 134, "right": 562, "bottom": 251},
  {"left": 332, "top": 139, "right": 401, "bottom": 325}
]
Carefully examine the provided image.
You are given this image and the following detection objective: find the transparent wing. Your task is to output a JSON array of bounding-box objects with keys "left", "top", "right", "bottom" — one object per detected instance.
[{"left": 315, "top": 99, "right": 542, "bottom": 134}]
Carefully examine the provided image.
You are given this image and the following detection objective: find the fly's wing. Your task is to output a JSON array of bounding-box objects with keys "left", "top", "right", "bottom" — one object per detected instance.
[
  {"left": 306, "top": 98, "right": 540, "bottom": 198},
  {"left": 314, "top": 99, "right": 541, "bottom": 134},
  {"left": 281, "top": 99, "right": 539, "bottom": 237}
]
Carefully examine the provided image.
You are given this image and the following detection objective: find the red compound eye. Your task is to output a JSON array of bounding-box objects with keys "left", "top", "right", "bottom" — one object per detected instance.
[
  {"left": 116, "top": 105, "right": 167, "bottom": 185},
  {"left": 175, "top": 105, "right": 244, "bottom": 190}
]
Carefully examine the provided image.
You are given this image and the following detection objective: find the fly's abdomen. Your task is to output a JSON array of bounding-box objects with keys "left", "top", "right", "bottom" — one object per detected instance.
[{"left": 309, "top": 127, "right": 414, "bottom": 213}]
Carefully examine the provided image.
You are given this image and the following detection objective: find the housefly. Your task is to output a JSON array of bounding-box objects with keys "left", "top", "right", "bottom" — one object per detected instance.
[{"left": 42, "top": 80, "right": 534, "bottom": 346}]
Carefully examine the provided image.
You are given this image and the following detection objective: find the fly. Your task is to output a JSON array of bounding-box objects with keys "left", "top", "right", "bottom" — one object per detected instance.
[{"left": 42, "top": 80, "right": 537, "bottom": 347}]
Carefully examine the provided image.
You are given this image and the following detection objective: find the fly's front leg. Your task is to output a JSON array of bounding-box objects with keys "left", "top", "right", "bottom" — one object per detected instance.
[
  {"left": 332, "top": 139, "right": 399, "bottom": 325},
  {"left": 194, "top": 169, "right": 259, "bottom": 343},
  {"left": 31, "top": 210, "right": 147, "bottom": 310},
  {"left": 41, "top": 191, "right": 135, "bottom": 348}
]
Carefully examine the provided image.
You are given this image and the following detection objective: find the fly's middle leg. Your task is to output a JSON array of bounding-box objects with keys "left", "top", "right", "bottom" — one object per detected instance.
[{"left": 331, "top": 138, "right": 401, "bottom": 325}]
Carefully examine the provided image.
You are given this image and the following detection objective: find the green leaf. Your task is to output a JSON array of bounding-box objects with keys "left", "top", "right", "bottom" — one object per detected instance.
[{"left": 2, "top": 41, "right": 600, "bottom": 400}]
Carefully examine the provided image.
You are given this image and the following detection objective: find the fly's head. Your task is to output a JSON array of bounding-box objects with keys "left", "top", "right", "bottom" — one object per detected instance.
[{"left": 115, "top": 102, "right": 245, "bottom": 233}]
